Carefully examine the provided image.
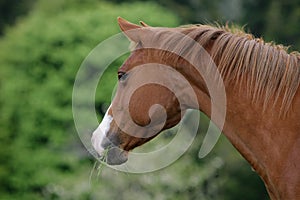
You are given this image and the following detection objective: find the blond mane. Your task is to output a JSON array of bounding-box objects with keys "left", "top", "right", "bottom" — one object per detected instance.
[
  {"left": 143, "top": 24, "right": 300, "bottom": 115},
  {"left": 211, "top": 26, "right": 299, "bottom": 115}
]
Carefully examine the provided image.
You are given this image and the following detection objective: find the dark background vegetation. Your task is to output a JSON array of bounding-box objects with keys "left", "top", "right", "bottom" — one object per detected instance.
[{"left": 0, "top": 0, "right": 299, "bottom": 199}]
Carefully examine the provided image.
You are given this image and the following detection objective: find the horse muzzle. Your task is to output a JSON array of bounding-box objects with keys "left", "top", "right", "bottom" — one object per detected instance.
[
  {"left": 91, "top": 106, "right": 128, "bottom": 165},
  {"left": 91, "top": 130, "right": 128, "bottom": 165},
  {"left": 100, "top": 136, "right": 128, "bottom": 165}
]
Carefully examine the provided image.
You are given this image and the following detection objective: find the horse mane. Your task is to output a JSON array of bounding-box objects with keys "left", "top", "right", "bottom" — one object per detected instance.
[{"left": 143, "top": 24, "right": 300, "bottom": 116}]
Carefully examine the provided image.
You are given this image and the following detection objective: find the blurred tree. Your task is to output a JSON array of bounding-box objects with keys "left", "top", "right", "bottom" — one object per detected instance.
[
  {"left": 104, "top": 0, "right": 300, "bottom": 50},
  {"left": 106, "top": 0, "right": 243, "bottom": 24},
  {"left": 0, "top": 0, "right": 179, "bottom": 199},
  {"left": 264, "top": 0, "right": 300, "bottom": 49},
  {"left": 0, "top": 0, "right": 35, "bottom": 35},
  {"left": 240, "top": 0, "right": 272, "bottom": 36},
  {"left": 241, "top": 0, "right": 300, "bottom": 50}
]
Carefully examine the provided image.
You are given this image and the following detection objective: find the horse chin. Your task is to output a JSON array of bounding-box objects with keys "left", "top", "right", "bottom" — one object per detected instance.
[{"left": 106, "top": 147, "right": 128, "bottom": 165}]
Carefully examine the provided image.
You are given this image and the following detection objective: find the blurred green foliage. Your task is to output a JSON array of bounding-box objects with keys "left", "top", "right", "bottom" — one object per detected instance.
[
  {"left": 0, "top": 0, "right": 299, "bottom": 199},
  {"left": 242, "top": 0, "right": 300, "bottom": 50},
  {"left": 0, "top": 0, "right": 34, "bottom": 35},
  {"left": 0, "top": 0, "right": 180, "bottom": 199},
  {"left": 106, "top": 0, "right": 300, "bottom": 50}
]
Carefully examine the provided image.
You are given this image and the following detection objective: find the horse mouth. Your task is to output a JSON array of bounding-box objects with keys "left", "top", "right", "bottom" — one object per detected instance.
[
  {"left": 91, "top": 132, "right": 128, "bottom": 165},
  {"left": 105, "top": 147, "right": 128, "bottom": 165}
]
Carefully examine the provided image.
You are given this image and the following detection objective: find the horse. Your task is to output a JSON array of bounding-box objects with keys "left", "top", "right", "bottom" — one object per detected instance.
[{"left": 91, "top": 17, "right": 300, "bottom": 199}]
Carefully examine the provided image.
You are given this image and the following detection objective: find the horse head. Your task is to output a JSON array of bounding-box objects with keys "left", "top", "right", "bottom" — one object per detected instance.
[{"left": 91, "top": 18, "right": 195, "bottom": 165}]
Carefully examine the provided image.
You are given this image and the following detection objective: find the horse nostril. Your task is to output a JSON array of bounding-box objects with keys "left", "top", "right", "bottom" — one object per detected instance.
[
  {"left": 101, "top": 137, "right": 112, "bottom": 149},
  {"left": 101, "top": 134, "right": 121, "bottom": 149}
]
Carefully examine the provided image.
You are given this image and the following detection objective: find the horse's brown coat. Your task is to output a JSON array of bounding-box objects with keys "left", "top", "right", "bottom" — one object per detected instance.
[{"left": 103, "top": 18, "right": 300, "bottom": 199}]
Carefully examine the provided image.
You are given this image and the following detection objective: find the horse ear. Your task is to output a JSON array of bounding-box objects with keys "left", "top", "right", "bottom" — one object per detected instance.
[
  {"left": 139, "top": 21, "right": 149, "bottom": 27},
  {"left": 118, "top": 17, "right": 142, "bottom": 42}
]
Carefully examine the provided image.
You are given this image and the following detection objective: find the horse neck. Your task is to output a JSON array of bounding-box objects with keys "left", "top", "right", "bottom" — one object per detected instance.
[
  {"left": 179, "top": 51, "right": 300, "bottom": 199},
  {"left": 224, "top": 82, "right": 300, "bottom": 199}
]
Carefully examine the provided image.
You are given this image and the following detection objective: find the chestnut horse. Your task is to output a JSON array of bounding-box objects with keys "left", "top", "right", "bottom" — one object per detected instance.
[{"left": 92, "top": 17, "right": 300, "bottom": 199}]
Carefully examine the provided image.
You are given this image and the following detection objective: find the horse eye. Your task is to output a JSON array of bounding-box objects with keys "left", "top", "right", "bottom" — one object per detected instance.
[{"left": 118, "top": 71, "right": 127, "bottom": 81}]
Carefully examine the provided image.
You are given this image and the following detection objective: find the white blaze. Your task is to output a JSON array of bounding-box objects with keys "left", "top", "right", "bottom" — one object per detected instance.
[{"left": 91, "top": 106, "right": 113, "bottom": 156}]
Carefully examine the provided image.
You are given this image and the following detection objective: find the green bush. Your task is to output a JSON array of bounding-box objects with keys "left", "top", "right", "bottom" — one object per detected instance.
[{"left": 0, "top": 1, "right": 179, "bottom": 199}]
